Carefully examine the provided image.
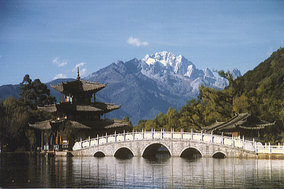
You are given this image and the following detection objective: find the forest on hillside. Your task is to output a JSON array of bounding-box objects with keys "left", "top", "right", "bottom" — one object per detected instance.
[{"left": 136, "top": 48, "right": 284, "bottom": 143}]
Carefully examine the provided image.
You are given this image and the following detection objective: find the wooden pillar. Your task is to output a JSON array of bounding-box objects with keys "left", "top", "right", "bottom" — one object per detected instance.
[
  {"left": 41, "top": 131, "right": 44, "bottom": 151},
  {"left": 44, "top": 131, "right": 47, "bottom": 146},
  {"left": 56, "top": 131, "right": 58, "bottom": 145},
  {"left": 50, "top": 134, "right": 53, "bottom": 146}
]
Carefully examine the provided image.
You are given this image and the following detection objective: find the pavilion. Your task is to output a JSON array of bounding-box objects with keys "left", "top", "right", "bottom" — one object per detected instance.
[{"left": 29, "top": 68, "right": 129, "bottom": 151}]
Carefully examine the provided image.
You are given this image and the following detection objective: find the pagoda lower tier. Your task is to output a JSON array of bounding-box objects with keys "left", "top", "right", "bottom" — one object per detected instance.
[
  {"left": 29, "top": 118, "right": 130, "bottom": 151},
  {"left": 29, "top": 118, "right": 129, "bottom": 131}
]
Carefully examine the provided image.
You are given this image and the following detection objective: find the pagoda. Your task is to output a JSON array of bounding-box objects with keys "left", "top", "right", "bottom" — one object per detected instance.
[
  {"left": 203, "top": 113, "right": 275, "bottom": 137},
  {"left": 29, "top": 68, "right": 129, "bottom": 151}
]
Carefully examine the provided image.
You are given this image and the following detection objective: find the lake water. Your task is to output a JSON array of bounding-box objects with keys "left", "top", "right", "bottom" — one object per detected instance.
[{"left": 1, "top": 153, "right": 284, "bottom": 188}]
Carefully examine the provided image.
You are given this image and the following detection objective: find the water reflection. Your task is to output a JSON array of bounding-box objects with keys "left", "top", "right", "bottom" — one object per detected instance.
[{"left": 1, "top": 153, "right": 284, "bottom": 188}]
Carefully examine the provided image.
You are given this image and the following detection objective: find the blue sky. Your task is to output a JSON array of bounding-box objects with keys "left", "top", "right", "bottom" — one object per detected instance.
[{"left": 0, "top": 0, "right": 283, "bottom": 85}]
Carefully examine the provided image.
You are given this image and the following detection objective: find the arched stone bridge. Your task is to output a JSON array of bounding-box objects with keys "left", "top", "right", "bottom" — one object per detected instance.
[{"left": 71, "top": 129, "right": 279, "bottom": 158}]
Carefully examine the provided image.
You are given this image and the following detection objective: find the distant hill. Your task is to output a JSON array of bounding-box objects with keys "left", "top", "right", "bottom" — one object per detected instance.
[
  {"left": 237, "top": 47, "right": 284, "bottom": 99},
  {"left": 0, "top": 84, "right": 20, "bottom": 101}
]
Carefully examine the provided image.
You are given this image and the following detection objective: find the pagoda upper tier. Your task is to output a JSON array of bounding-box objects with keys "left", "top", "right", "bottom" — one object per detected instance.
[
  {"left": 51, "top": 78, "right": 106, "bottom": 104},
  {"left": 51, "top": 80, "right": 106, "bottom": 95}
]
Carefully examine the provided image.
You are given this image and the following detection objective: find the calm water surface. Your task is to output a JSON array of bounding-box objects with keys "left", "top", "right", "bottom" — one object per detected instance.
[{"left": 1, "top": 153, "right": 284, "bottom": 188}]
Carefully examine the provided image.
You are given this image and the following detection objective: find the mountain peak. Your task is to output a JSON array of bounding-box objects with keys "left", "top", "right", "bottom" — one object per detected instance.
[
  {"left": 142, "top": 51, "right": 200, "bottom": 78},
  {"left": 142, "top": 51, "right": 183, "bottom": 67},
  {"left": 232, "top": 68, "right": 242, "bottom": 79}
]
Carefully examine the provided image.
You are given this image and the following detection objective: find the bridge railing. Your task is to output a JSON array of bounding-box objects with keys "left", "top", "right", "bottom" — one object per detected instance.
[{"left": 72, "top": 129, "right": 284, "bottom": 154}]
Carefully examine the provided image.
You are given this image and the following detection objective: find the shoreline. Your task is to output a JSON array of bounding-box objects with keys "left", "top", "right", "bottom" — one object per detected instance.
[{"left": 2, "top": 151, "right": 284, "bottom": 159}]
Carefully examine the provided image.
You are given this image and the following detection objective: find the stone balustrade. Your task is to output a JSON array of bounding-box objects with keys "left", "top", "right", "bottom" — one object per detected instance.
[{"left": 73, "top": 129, "right": 284, "bottom": 154}]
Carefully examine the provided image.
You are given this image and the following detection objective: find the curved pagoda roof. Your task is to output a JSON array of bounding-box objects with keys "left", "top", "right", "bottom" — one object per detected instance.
[
  {"left": 203, "top": 113, "right": 275, "bottom": 133},
  {"left": 29, "top": 119, "right": 128, "bottom": 130},
  {"left": 29, "top": 120, "right": 53, "bottom": 130},
  {"left": 29, "top": 119, "right": 91, "bottom": 130},
  {"left": 37, "top": 102, "right": 121, "bottom": 113},
  {"left": 51, "top": 67, "right": 106, "bottom": 95},
  {"left": 51, "top": 79, "right": 106, "bottom": 95}
]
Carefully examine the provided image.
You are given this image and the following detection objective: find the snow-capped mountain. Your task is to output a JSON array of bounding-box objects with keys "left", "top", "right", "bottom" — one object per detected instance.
[
  {"left": 139, "top": 51, "right": 228, "bottom": 94},
  {"left": 85, "top": 51, "right": 241, "bottom": 124}
]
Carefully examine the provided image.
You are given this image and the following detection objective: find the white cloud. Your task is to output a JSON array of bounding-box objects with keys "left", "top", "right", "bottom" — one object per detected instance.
[
  {"left": 76, "top": 62, "right": 86, "bottom": 69},
  {"left": 53, "top": 73, "right": 67, "bottom": 80},
  {"left": 127, "top": 37, "right": 149, "bottom": 47},
  {"left": 52, "top": 57, "right": 68, "bottom": 67},
  {"left": 80, "top": 68, "right": 87, "bottom": 76},
  {"left": 266, "top": 48, "right": 273, "bottom": 57},
  {"left": 73, "top": 62, "right": 87, "bottom": 76}
]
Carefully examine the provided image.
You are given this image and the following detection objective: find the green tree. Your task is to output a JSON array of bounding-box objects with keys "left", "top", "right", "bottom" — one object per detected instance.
[
  {"left": 1, "top": 97, "right": 30, "bottom": 151},
  {"left": 165, "top": 107, "right": 180, "bottom": 130},
  {"left": 232, "top": 94, "right": 250, "bottom": 114},
  {"left": 123, "top": 116, "right": 130, "bottom": 122},
  {"left": 153, "top": 113, "right": 167, "bottom": 128},
  {"left": 135, "top": 120, "right": 147, "bottom": 131},
  {"left": 179, "top": 99, "right": 203, "bottom": 130},
  {"left": 19, "top": 74, "right": 56, "bottom": 110}
]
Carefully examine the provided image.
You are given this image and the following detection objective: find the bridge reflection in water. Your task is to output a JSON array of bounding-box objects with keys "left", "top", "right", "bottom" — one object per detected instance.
[
  {"left": 69, "top": 157, "right": 284, "bottom": 188},
  {"left": 1, "top": 154, "right": 284, "bottom": 188}
]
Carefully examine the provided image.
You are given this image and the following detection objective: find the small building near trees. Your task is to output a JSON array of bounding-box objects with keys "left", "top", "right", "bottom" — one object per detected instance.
[{"left": 203, "top": 113, "right": 275, "bottom": 137}]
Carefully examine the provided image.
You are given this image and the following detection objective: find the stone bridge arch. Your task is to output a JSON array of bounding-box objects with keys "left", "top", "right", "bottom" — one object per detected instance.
[
  {"left": 114, "top": 146, "right": 134, "bottom": 159},
  {"left": 212, "top": 151, "right": 227, "bottom": 158},
  {"left": 94, "top": 151, "right": 105, "bottom": 157},
  {"left": 141, "top": 141, "right": 172, "bottom": 158},
  {"left": 179, "top": 146, "right": 203, "bottom": 158}
]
